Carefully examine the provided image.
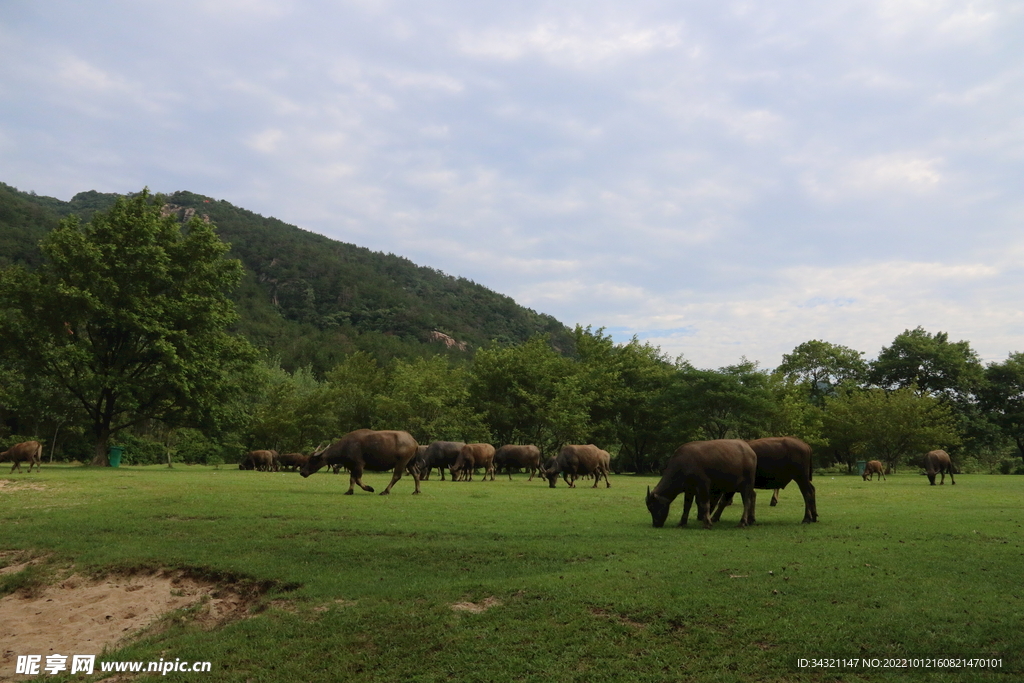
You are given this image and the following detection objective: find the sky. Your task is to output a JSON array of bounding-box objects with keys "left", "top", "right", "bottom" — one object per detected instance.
[{"left": 2, "top": 0, "right": 1023, "bottom": 369}]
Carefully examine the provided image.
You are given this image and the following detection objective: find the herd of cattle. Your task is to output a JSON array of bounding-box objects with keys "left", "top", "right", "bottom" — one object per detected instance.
[
  {"left": 238, "top": 430, "right": 612, "bottom": 495},
  {"left": 0, "top": 429, "right": 958, "bottom": 530},
  {"left": 229, "top": 429, "right": 958, "bottom": 529}
]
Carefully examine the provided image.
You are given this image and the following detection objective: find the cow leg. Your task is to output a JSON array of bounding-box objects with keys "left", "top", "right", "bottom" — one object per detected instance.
[
  {"left": 380, "top": 463, "right": 410, "bottom": 495},
  {"left": 738, "top": 487, "right": 756, "bottom": 527},
  {"left": 11, "top": 461, "right": 21, "bottom": 473},
  {"left": 948, "top": 467, "right": 955, "bottom": 485},
  {"left": 796, "top": 479, "right": 818, "bottom": 523},
  {"left": 770, "top": 488, "right": 780, "bottom": 506},
  {"left": 679, "top": 491, "right": 694, "bottom": 526},
  {"left": 696, "top": 487, "right": 713, "bottom": 529},
  {"left": 710, "top": 491, "right": 732, "bottom": 523},
  {"left": 351, "top": 466, "right": 375, "bottom": 494}
]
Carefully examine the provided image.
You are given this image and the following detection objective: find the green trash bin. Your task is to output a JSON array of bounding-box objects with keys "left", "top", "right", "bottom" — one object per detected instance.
[
  {"left": 856, "top": 460, "right": 866, "bottom": 476},
  {"left": 108, "top": 446, "right": 125, "bottom": 468}
]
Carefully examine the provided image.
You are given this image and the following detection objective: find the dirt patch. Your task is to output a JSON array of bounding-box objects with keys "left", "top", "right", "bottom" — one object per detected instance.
[
  {"left": 589, "top": 607, "right": 647, "bottom": 629},
  {"left": 0, "top": 481, "right": 47, "bottom": 493},
  {"left": 450, "top": 597, "right": 501, "bottom": 613},
  {"left": 0, "top": 569, "right": 249, "bottom": 677}
]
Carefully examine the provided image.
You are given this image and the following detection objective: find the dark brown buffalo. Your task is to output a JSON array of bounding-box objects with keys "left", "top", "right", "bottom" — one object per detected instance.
[
  {"left": 450, "top": 443, "right": 496, "bottom": 481},
  {"left": 493, "top": 444, "right": 542, "bottom": 480},
  {"left": 300, "top": 429, "right": 420, "bottom": 495},
  {"left": 420, "top": 441, "right": 465, "bottom": 481},
  {"left": 275, "top": 452, "right": 310, "bottom": 472},
  {"left": 542, "top": 444, "right": 611, "bottom": 488},
  {"left": 1, "top": 440, "right": 42, "bottom": 473},
  {"left": 924, "top": 449, "right": 955, "bottom": 485},
  {"left": 645, "top": 439, "right": 756, "bottom": 529},
  {"left": 707, "top": 437, "right": 817, "bottom": 524},
  {"left": 862, "top": 460, "right": 886, "bottom": 481},
  {"left": 239, "top": 450, "right": 277, "bottom": 472}
]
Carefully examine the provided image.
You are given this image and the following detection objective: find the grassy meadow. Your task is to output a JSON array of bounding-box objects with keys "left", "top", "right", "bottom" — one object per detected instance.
[{"left": 1, "top": 464, "right": 1021, "bottom": 682}]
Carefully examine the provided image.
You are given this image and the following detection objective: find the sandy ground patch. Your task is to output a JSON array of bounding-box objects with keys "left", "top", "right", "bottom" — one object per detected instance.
[
  {"left": 0, "top": 480, "right": 46, "bottom": 493},
  {"left": 1, "top": 570, "right": 247, "bottom": 680},
  {"left": 450, "top": 597, "right": 501, "bottom": 613}
]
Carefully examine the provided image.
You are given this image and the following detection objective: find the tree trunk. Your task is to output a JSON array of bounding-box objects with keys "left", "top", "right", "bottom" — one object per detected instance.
[{"left": 90, "top": 426, "right": 111, "bottom": 466}]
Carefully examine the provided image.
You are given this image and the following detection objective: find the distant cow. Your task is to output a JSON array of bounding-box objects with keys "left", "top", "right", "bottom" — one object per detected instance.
[
  {"left": 275, "top": 452, "right": 310, "bottom": 472},
  {"left": 924, "top": 450, "right": 955, "bottom": 486},
  {"left": 420, "top": 441, "right": 465, "bottom": 481},
  {"left": 1, "top": 441, "right": 42, "bottom": 473},
  {"left": 239, "top": 450, "right": 277, "bottom": 472},
  {"left": 450, "top": 443, "right": 496, "bottom": 481},
  {"left": 646, "top": 439, "right": 757, "bottom": 528},
  {"left": 300, "top": 429, "right": 420, "bottom": 495},
  {"left": 862, "top": 460, "right": 886, "bottom": 481},
  {"left": 493, "top": 444, "right": 542, "bottom": 481},
  {"left": 542, "top": 444, "right": 611, "bottom": 489}
]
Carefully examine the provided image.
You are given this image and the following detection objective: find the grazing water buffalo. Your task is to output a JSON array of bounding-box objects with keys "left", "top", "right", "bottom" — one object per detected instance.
[
  {"left": 542, "top": 445, "right": 611, "bottom": 488},
  {"left": 707, "top": 437, "right": 818, "bottom": 524},
  {"left": 862, "top": 460, "right": 886, "bottom": 481},
  {"left": 1, "top": 441, "right": 42, "bottom": 473},
  {"left": 300, "top": 429, "right": 421, "bottom": 495},
  {"left": 275, "top": 452, "right": 310, "bottom": 472},
  {"left": 450, "top": 443, "right": 496, "bottom": 481},
  {"left": 420, "top": 441, "right": 465, "bottom": 481},
  {"left": 493, "top": 444, "right": 542, "bottom": 480},
  {"left": 239, "top": 450, "right": 277, "bottom": 472},
  {"left": 645, "top": 439, "right": 757, "bottom": 529},
  {"left": 924, "top": 449, "right": 955, "bottom": 485}
]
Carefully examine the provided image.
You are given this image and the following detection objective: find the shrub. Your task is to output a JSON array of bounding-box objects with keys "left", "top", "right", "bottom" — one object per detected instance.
[{"left": 111, "top": 433, "right": 165, "bottom": 465}]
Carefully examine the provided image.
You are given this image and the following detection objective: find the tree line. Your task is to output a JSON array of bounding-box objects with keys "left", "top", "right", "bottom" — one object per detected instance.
[{"left": 2, "top": 191, "right": 1024, "bottom": 474}]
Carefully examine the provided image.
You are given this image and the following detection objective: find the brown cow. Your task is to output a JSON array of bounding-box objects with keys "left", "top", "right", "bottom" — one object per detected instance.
[
  {"left": 450, "top": 443, "right": 496, "bottom": 481},
  {"left": 1, "top": 441, "right": 42, "bottom": 473},
  {"left": 646, "top": 439, "right": 757, "bottom": 529},
  {"left": 300, "top": 429, "right": 420, "bottom": 495},
  {"left": 275, "top": 452, "right": 310, "bottom": 472},
  {"left": 493, "top": 444, "right": 542, "bottom": 480},
  {"left": 239, "top": 450, "right": 277, "bottom": 472},
  {"left": 862, "top": 460, "right": 886, "bottom": 481},
  {"left": 542, "top": 444, "right": 611, "bottom": 489},
  {"left": 924, "top": 449, "right": 955, "bottom": 485},
  {"left": 707, "top": 437, "right": 818, "bottom": 524}
]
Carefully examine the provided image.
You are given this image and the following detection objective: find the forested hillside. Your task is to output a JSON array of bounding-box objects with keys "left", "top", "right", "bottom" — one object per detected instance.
[{"left": 0, "top": 182, "right": 571, "bottom": 371}]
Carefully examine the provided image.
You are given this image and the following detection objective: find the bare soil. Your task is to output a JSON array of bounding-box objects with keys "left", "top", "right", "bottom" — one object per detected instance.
[{"left": 1, "top": 569, "right": 248, "bottom": 681}]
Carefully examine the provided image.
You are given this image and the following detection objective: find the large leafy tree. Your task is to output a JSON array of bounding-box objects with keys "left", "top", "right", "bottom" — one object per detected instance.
[
  {"left": 0, "top": 190, "right": 255, "bottom": 464},
  {"left": 666, "top": 359, "right": 776, "bottom": 442},
  {"left": 870, "top": 327, "right": 982, "bottom": 402},
  {"left": 981, "top": 352, "right": 1024, "bottom": 463},
  {"left": 775, "top": 339, "right": 868, "bottom": 404}
]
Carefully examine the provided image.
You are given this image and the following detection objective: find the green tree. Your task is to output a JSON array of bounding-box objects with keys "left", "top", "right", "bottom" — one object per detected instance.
[
  {"left": 374, "top": 356, "right": 488, "bottom": 444},
  {"left": 822, "top": 387, "right": 961, "bottom": 471},
  {"left": 981, "top": 352, "right": 1024, "bottom": 464},
  {"left": 470, "top": 336, "right": 591, "bottom": 455},
  {"left": 0, "top": 190, "right": 255, "bottom": 465},
  {"left": 665, "top": 359, "right": 776, "bottom": 443},
  {"left": 776, "top": 339, "right": 868, "bottom": 404},
  {"left": 870, "top": 327, "right": 982, "bottom": 403}
]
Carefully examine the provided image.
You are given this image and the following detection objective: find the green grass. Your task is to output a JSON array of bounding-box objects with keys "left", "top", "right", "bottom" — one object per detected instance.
[{"left": 1, "top": 466, "right": 1021, "bottom": 682}]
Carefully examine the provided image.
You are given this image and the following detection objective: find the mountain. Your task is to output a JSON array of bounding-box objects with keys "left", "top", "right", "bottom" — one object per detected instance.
[{"left": 0, "top": 182, "right": 573, "bottom": 372}]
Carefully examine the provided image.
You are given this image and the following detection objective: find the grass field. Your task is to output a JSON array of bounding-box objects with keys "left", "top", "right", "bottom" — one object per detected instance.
[{"left": 1, "top": 465, "right": 1021, "bottom": 682}]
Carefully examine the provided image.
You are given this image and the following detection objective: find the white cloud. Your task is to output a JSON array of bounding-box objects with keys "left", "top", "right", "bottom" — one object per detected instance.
[{"left": 459, "top": 21, "right": 684, "bottom": 66}]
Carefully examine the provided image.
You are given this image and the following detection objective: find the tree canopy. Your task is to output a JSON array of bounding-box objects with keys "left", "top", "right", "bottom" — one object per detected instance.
[{"left": 0, "top": 190, "right": 256, "bottom": 464}]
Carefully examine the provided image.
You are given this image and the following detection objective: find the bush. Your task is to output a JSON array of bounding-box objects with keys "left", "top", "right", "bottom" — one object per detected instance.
[
  {"left": 111, "top": 433, "right": 165, "bottom": 465},
  {"left": 957, "top": 455, "right": 982, "bottom": 474},
  {"left": 173, "top": 429, "right": 224, "bottom": 465},
  {"left": 996, "top": 458, "right": 1024, "bottom": 475}
]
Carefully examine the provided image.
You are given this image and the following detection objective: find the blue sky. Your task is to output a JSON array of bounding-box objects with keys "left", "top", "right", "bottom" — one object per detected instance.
[{"left": 3, "top": 0, "right": 1022, "bottom": 368}]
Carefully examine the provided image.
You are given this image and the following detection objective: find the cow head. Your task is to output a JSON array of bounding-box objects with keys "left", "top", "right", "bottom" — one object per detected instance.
[
  {"left": 300, "top": 444, "right": 331, "bottom": 478},
  {"left": 646, "top": 486, "right": 671, "bottom": 528},
  {"left": 542, "top": 468, "right": 559, "bottom": 488}
]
